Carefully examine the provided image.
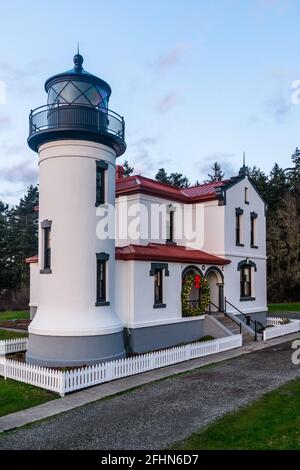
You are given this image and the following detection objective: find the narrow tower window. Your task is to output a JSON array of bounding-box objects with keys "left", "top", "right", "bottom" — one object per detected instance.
[
  {"left": 154, "top": 268, "right": 163, "bottom": 305},
  {"left": 95, "top": 160, "right": 108, "bottom": 206},
  {"left": 166, "top": 210, "right": 175, "bottom": 243},
  {"left": 240, "top": 266, "right": 251, "bottom": 298},
  {"left": 96, "top": 253, "right": 110, "bottom": 306},
  {"left": 250, "top": 212, "right": 258, "bottom": 247},
  {"left": 244, "top": 187, "right": 249, "bottom": 204},
  {"left": 235, "top": 208, "right": 243, "bottom": 246},
  {"left": 41, "top": 220, "right": 52, "bottom": 273}
]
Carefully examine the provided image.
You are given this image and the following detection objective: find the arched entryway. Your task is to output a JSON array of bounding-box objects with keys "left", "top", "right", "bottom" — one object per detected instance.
[
  {"left": 205, "top": 266, "right": 224, "bottom": 312},
  {"left": 182, "top": 265, "right": 203, "bottom": 310}
]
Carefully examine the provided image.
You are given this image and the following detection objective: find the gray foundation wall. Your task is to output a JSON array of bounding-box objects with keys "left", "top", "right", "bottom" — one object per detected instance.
[
  {"left": 29, "top": 306, "right": 37, "bottom": 320},
  {"left": 26, "top": 331, "right": 126, "bottom": 367},
  {"left": 236, "top": 311, "right": 267, "bottom": 326},
  {"left": 203, "top": 315, "right": 232, "bottom": 338},
  {"left": 125, "top": 319, "right": 204, "bottom": 354}
]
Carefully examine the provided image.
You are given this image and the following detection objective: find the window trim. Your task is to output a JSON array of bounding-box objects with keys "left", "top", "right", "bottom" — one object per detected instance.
[
  {"left": 244, "top": 187, "right": 249, "bottom": 204},
  {"left": 150, "top": 262, "right": 168, "bottom": 308},
  {"left": 235, "top": 208, "right": 244, "bottom": 246},
  {"left": 40, "top": 220, "right": 52, "bottom": 274},
  {"left": 95, "top": 252, "right": 110, "bottom": 306},
  {"left": 166, "top": 210, "right": 176, "bottom": 245},
  {"left": 95, "top": 160, "right": 108, "bottom": 207},
  {"left": 250, "top": 212, "right": 258, "bottom": 248}
]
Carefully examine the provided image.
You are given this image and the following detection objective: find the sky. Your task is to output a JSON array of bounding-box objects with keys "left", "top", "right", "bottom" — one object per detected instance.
[{"left": 0, "top": 0, "right": 300, "bottom": 205}]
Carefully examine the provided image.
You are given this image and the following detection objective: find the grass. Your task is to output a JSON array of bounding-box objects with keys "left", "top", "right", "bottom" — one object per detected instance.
[
  {"left": 174, "top": 378, "right": 300, "bottom": 450},
  {"left": 0, "top": 310, "right": 30, "bottom": 321},
  {"left": 0, "top": 330, "right": 28, "bottom": 340},
  {"left": 0, "top": 377, "right": 55, "bottom": 418},
  {"left": 268, "top": 303, "right": 300, "bottom": 312}
]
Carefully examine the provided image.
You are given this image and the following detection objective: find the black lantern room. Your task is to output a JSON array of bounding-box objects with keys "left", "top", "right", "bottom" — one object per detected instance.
[{"left": 28, "top": 53, "right": 126, "bottom": 156}]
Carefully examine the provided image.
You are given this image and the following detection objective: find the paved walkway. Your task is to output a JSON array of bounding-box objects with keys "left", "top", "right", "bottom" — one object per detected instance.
[{"left": 0, "top": 333, "right": 300, "bottom": 449}]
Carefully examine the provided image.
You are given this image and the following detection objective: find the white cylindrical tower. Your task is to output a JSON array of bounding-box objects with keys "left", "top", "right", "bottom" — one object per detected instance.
[{"left": 26, "top": 53, "right": 126, "bottom": 366}]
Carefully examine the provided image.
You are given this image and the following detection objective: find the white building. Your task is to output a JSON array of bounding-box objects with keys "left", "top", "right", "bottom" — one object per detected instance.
[{"left": 25, "top": 54, "right": 267, "bottom": 366}]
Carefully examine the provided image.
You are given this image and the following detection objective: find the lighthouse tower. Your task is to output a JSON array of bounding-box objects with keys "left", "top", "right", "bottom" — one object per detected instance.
[{"left": 26, "top": 53, "right": 126, "bottom": 366}]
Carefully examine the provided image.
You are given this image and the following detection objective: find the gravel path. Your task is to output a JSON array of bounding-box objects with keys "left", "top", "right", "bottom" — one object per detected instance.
[{"left": 0, "top": 340, "right": 299, "bottom": 450}]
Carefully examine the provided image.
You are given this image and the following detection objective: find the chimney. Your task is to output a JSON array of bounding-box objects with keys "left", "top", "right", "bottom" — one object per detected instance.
[{"left": 116, "top": 165, "right": 124, "bottom": 179}]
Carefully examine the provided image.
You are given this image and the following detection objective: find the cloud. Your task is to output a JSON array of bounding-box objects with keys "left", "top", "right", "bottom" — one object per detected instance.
[
  {"left": 0, "top": 58, "right": 46, "bottom": 82},
  {"left": 197, "top": 152, "right": 238, "bottom": 181},
  {"left": 0, "top": 159, "right": 38, "bottom": 184},
  {"left": 157, "top": 89, "right": 181, "bottom": 113},
  {"left": 154, "top": 43, "right": 192, "bottom": 73},
  {"left": 265, "top": 92, "right": 292, "bottom": 123},
  {"left": 0, "top": 115, "right": 11, "bottom": 127}
]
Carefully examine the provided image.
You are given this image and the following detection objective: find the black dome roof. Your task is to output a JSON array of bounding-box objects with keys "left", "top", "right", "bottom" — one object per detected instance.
[{"left": 44, "top": 53, "right": 112, "bottom": 97}]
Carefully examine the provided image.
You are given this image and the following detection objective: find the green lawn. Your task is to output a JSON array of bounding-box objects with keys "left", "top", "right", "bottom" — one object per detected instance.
[
  {"left": 0, "top": 330, "right": 28, "bottom": 340},
  {"left": 0, "top": 378, "right": 55, "bottom": 417},
  {"left": 174, "top": 378, "right": 300, "bottom": 450},
  {"left": 268, "top": 303, "right": 300, "bottom": 312},
  {"left": 0, "top": 310, "right": 30, "bottom": 321}
]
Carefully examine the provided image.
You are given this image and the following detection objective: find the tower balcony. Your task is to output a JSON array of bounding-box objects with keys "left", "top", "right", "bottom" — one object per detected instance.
[{"left": 28, "top": 103, "right": 126, "bottom": 156}]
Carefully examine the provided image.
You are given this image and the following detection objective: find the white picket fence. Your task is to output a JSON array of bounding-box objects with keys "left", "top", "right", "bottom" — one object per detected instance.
[
  {"left": 63, "top": 334, "right": 242, "bottom": 394},
  {"left": 264, "top": 318, "right": 300, "bottom": 340},
  {"left": 267, "top": 316, "right": 290, "bottom": 326},
  {"left": 0, "top": 356, "right": 64, "bottom": 394},
  {"left": 0, "top": 334, "right": 242, "bottom": 396},
  {"left": 0, "top": 337, "right": 28, "bottom": 356}
]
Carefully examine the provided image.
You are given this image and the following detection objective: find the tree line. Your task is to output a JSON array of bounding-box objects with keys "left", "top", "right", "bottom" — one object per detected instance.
[{"left": 0, "top": 151, "right": 299, "bottom": 310}]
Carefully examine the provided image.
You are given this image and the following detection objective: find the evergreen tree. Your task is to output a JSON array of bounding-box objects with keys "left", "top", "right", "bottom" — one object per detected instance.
[
  {"left": 7, "top": 185, "right": 39, "bottom": 288},
  {"left": 248, "top": 166, "right": 268, "bottom": 200},
  {"left": 267, "top": 163, "right": 288, "bottom": 212},
  {"left": 123, "top": 160, "right": 134, "bottom": 177},
  {"left": 155, "top": 168, "right": 170, "bottom": 184},
  {"left": 207, "top": 162, "right": 224, "bottom": 182},
  {"left": 168, "top": 173, "right": 190, "bottom": 188}
]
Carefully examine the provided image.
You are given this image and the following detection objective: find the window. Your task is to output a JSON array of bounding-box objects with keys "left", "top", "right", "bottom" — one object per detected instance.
[
  {"left": 235, "top": 208, "right": 243, "bottom": 246},
  {"left": 95, "top": 160, "right": 108, "bottom": 206},
  {"left": 245, "top": 187, "right": 249, "bottom": 204},
  {"left": 44, "top": 228, "right": 51, "bottom": 269},
  {"left": 166, "top": 210, "right": 175, "bottom": 243},
  {"left": 240, "top": 266, "right": 251, "bottom": 298},
  {"left": 250, "top": 212, "right": 258, "bottom": 247},
  {"left": 96, "top": 253, "right": 109, "bottom": 306},
  {"left": 154, "top": 268, "right": 163, "bottom": 305},
  {"left": 150, "top": 262, "right": 169, "bottom": 308},
  {"left": 41, "top": 220, "right": 52, "bottom": 273}
]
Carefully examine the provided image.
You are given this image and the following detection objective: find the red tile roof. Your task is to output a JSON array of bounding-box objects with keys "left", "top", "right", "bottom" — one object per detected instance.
[
  {"left": 26, "top": 245, "right": 230, "bottom": 265},
  {"left": 116, "top": 243, "right": 230, "bottom": 265},
  {"left": 25, "top": 255, "right": 38, "bottom": 264},
  {"left": 116, "top": 175, "right": 228, "bottom": 203}
]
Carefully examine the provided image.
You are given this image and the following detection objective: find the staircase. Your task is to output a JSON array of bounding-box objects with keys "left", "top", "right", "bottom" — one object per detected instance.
[
  {"left": 208, "top": 299, "right": 265, "bottom": 343},
  {"left": 213, "top": 312, "right": 254, "bottom": 344}
]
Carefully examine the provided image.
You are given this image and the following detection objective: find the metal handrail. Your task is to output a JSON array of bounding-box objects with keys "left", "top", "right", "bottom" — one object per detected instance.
[
  {"left": 28, "top": 103, "right": 125, "bottom": 141},
  {"left": 225, "top": 297, "right": 264, "bottom": 341},
  {"left": 208, "top": 300, "right": 220, "bottom": 314}
]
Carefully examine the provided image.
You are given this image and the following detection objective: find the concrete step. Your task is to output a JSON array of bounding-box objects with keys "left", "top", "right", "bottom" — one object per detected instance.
[{"left": 212, "top": 313, "right": 255, "bottom": 342}]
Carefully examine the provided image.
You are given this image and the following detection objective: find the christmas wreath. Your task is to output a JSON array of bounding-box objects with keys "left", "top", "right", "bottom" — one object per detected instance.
[{"left": 181, "top": 274, "right": 210, "bottom": 317}]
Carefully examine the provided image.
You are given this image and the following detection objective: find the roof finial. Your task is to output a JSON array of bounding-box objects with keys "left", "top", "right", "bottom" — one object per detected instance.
[
  {"left": 239, "top": 151, "right": 248, "bottom": 177},
  {"left": 73, "top": 45, "right": 83, "bottom": 72}
]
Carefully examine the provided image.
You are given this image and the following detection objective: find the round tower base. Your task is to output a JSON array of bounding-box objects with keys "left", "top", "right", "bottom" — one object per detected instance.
[{"left": 26, "top": 331, "right": 126, "bottom": 367}]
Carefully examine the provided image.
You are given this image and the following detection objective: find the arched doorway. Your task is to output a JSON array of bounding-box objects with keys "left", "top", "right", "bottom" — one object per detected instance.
[
  {"left": 205, "top": 267, "right": 224, "bottom": 312},
  {"left": 182, "top": 265, "right": 203, "bottom": 309}
]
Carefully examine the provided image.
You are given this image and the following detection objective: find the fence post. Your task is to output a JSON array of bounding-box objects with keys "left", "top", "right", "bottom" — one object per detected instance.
[
  {"left": 186, "top": 343, "right": 192, "bottom": 361},
  {"left": 4, "top": 358, "right": 7, "bottom": 380},
  {"left": 59, "top": 371, "right": 65, "bottom": 397}
]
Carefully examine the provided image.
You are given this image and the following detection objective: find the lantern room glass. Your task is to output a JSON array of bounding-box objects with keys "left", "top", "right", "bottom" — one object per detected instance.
[{"left": 47, "top": 80, "right": 109, "bottom": 108}]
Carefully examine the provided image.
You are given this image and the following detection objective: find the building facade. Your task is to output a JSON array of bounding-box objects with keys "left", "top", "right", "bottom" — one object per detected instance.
[{"left": 26, "top": 54, "right": 267, "bottom": 367}]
